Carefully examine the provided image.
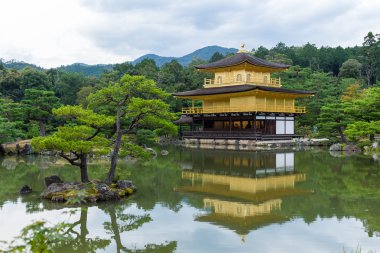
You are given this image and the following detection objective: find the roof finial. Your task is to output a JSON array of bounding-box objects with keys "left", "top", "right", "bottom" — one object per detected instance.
[{"left": 238, "top": 43, "right": 248, "bottom": 53}]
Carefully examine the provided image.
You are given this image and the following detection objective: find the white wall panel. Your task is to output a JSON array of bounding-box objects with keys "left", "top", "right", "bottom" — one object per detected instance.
[
  {"left": 285, "top": 121, "right": 294, "bottom": 134},
  {"left": 276, "top": 120, "right": 285, "bottom": 134}
]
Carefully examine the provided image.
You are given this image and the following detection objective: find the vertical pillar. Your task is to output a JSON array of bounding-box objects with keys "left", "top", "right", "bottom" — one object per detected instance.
[
  {"left": 229, "top": 115, "right": 232, "bottom": 132},
  {"left": 264, "top": 97, "right": 267, "bottom": 111},
  {"left": 192, "top": 99, "right": 195, "bottom": 113},
  {"left": 275, "top": 97, "right": 277, "bottom": 112}
]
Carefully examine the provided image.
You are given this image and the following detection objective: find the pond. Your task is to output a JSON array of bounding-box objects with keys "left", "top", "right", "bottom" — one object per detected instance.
[{"left": 0, "top": 148, "right": 380, "bottom": 252}]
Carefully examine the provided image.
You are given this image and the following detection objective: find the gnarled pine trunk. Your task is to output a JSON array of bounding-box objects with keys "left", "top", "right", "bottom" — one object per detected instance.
[
  {"left": 79, "top": 154, "right": 89, "bottom": 183},
  {"left": 106, "top": 106, "right": 122, "bottom": 184}
]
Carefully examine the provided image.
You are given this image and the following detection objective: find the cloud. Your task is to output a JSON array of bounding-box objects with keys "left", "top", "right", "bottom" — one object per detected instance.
[{"left": 0, "top": 0, "right": 379, "bottom": 68}]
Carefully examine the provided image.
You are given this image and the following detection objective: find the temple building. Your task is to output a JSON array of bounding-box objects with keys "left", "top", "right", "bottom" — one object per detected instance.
[{"left": 173, "top": 46, "right": 315, "bottom": 140}]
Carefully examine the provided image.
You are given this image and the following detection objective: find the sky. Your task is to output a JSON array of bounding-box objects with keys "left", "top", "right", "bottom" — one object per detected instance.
[{"left": 0, "top": 0, "right": 379, "bottom": 68}]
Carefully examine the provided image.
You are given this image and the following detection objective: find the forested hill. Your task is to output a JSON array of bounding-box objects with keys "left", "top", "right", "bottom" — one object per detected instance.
[
  {"left": 57, "top": 63, "right": 114, "bottom": 77},
  {"left": 3, "top": 60, "right": 44, "bottom": 71},
  {"left": 132, "top": 46, "right": 238, "bottom": 66}
]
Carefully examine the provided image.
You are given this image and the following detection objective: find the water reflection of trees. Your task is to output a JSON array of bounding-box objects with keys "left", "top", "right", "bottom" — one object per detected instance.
[{"left": 50, "top": 205, "right": 177, "bottom": 253}]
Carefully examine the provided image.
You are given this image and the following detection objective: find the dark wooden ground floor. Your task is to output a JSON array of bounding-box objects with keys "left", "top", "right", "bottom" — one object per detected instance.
[{"left": 177, "top": 113, "right": 297, "bottom": 140}]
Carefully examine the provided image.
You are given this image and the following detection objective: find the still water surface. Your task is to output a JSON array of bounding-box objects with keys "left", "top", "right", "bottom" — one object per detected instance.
[{"left": 0, "top": 148, "right": 380, "bottom": 252}]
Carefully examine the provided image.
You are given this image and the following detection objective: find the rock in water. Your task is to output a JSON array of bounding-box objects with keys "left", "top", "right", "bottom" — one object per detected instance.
[
  {"left": 161, "top": 150, "right": 169, "bottom": 156},
  {"left": 44, "top": 175, "right": 63, "bottom": 187},
  {"left": 40, "top": 182, "right": 83, "bottom": 199},
  {"left": 329, "top": 143, "right": 342, "bottom": 151},
  {"left": 20, "top": 185, "right": 32, "bottom": 195},
  {"left": 117, "top": 180, "right": 136, "bottom": 191},
  {"left": 343, "top": 144, "right": 361, "bottom": 153},
  {"left": 145, "top": 147, "right": 157, "bottom": 158},
  {"left": 95, "top": 183, "right": 120, "bottom": 201}
]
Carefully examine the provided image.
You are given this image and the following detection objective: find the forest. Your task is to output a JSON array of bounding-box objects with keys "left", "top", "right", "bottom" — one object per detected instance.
[{"left": 1, "top": 32, "right": 380, "bottom": 152}]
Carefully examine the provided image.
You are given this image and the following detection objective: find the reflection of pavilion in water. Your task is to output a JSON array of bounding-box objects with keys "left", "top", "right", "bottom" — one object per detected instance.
[{"left": 178, "top": 150, "right": 311, "bottom": 240}]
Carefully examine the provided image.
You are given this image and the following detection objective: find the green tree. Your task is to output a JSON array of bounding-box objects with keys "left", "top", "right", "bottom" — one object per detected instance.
[
  {"left": 209, "top": 52, "right": 225, "bottom": 63},
  {"left": 346, "top": 87, "right": 380, "bottom": 122},
  {"left": 157, "top": 60, "right": 184, "bottom": 91},
  {"left": 0, "top": 98, "right": 26, "bottom": 143},
  {"left": 253, "top": 46, "right": 269, "bottom": 59},
  {"left": 344, "top": 120, "right": 380, "bottom": 142},
  {"left": 360, "top": 32, "right": 380, "bottom": 86},
  {"left": 0, "top": 117, "right": 25, "bottom": 144},
  {"left": 21, "top": 89, "right": 60, "bottom": 136},
  {"left": 20, "top": 67, "right": 51, "bottom": 91},
  {"left": 87, "top": 74, "right": 177, "bottom": 184},
  {"left": 32, "top": 106, "right": 113, "bottom": 182},
  {"left": 76, "top": 86, "right": 96, "bottom": 106},
  {"left": 339, "top": 59, "right": 362, "bottom": 79},
  {"left": 54, "top": 72, "right": 87, "bottom": 105},
  {"left": 0, "top": 69, "right": 23, "bottom": 101},
  {"left": 316, "top": 102, "right": 351, "bottom": 143},
  {"left": 134, "top": 59, "right": 159, "bottom": 81}
]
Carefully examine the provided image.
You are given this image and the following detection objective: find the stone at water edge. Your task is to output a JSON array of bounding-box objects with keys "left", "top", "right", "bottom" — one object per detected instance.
[
  {"left": 144, "top": 147, "right": 157, "bottom": 158},
  {"left": 343, "top": 144, "right": 361, "bottom": 153},
  {"left": 161, "top": 150, "right": 169, "bottom": 156},
  {"left": 95, "top": 183, "right": 120, "bottom": 201},
  {"left": 40, "top": 182, "right": 83, "bottom": 199},
  {"left": 329, "top": 143, "right": 343, "bottom": 151},
  {"left": 44, "top": 175, "right": 63, "bottom": 187},
  {"left": 117, "top": 180, "right": 137, "bottom": 192},
  {"left": 20, "top": 185, "right": 32, "bottom": 195}
]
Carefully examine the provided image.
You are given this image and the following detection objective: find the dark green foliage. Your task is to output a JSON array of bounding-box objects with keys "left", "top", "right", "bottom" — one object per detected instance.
[
  {"left": 21, "top": 89, "right": 60, "bottom": 136},
  {"left": 58, "top": 63, "right": 113, "bottom": 77},
  {"left": 54, "top": 72, "right": 87, "bottom": 105},
  {"left": 339, "top": 59, "right": 362, "bottom": 79},
  {"left": 134, "top": 59, "right": 159, "bottom": 81},
  {"left": 317, "top": 102, "right": 351, "bottom": 143},
  {"left": 20, "top": 67, "right": 51, "bottom": 91},
  {"left": 209, "top": 52, "right": 225, "bottom": 62},
  {"left": 136, "top": 129, "right": 156, "bottom": 146}
]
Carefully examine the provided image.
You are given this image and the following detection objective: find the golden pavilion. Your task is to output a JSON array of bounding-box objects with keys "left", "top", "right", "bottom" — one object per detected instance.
[{"left": 173, "top": 45, "right": 314, "bottom": 140}]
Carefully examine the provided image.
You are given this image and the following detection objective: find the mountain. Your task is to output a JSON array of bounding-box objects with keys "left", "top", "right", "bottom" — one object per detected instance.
[
  {"left": 1, "top": 45, "right": 238, "bottom": 76},
  {"left": 133, "top": 46, "right": 238, "bottom": 66},
  {"left": 3, "top": 60, "right": 43, "bottom": 71}
]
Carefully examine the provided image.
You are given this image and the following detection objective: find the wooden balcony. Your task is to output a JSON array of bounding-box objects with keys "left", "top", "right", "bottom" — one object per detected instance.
[
  {"left": 204, "top": 77, "right": 281, "bottom": 88},
  {"left": 182, "top": 105, "right": 306, "bottom": 114}
]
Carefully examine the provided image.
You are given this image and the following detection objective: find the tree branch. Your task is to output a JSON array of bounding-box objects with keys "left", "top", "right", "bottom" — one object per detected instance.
[
  {"left": 121, "top": 112, "right": 145, "bottom": 134},
  {"left": 59, "top": 151, "right": 81, "bottom": 166},
  {"left": 86, "top": 128, "right": 101, "bottom": 141}
]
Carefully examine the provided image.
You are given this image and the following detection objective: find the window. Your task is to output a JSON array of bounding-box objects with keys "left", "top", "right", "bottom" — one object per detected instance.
[
  {"left": 242, "top": 121, "right": 251, "bottom": 129},
  {"left": 236, "top": 74, "right": 242, "bottom": 82},
  {"left": 263, "top": 76, "right": 268, "bottom": 83},
  {"left": 246, "top": 74, "right": 251, "bottom": 82},
  {"left": 233, "top": 121, "right": 241, "bottom": 129},
  {"left": 217, "top": 76, "right": 223, "bottom": 84}
]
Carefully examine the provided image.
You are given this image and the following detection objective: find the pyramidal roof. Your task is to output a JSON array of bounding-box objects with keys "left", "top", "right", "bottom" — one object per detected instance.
[
  {"left": 195, "top": 52, "right": 290, "bottom": 70},
  {"left": 173, "top": 84, "right": 315, "bottom": 97}
]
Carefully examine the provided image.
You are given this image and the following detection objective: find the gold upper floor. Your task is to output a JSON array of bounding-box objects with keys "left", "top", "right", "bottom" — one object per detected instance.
[{"left": 203, "top": 66, "right": 281, "bottom": 88}]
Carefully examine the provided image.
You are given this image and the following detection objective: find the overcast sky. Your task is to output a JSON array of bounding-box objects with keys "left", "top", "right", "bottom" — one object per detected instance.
[{"left": 0, "top": 0, "right": 379, "bottom": 68}]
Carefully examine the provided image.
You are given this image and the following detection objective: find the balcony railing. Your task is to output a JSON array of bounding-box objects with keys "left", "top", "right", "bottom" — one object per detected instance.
[
  {"left": 204, "top": 77, "right": 281, "bottom": 88},
  {"left": 182, "top": 105, "right": 306, "bottom": 114}
]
